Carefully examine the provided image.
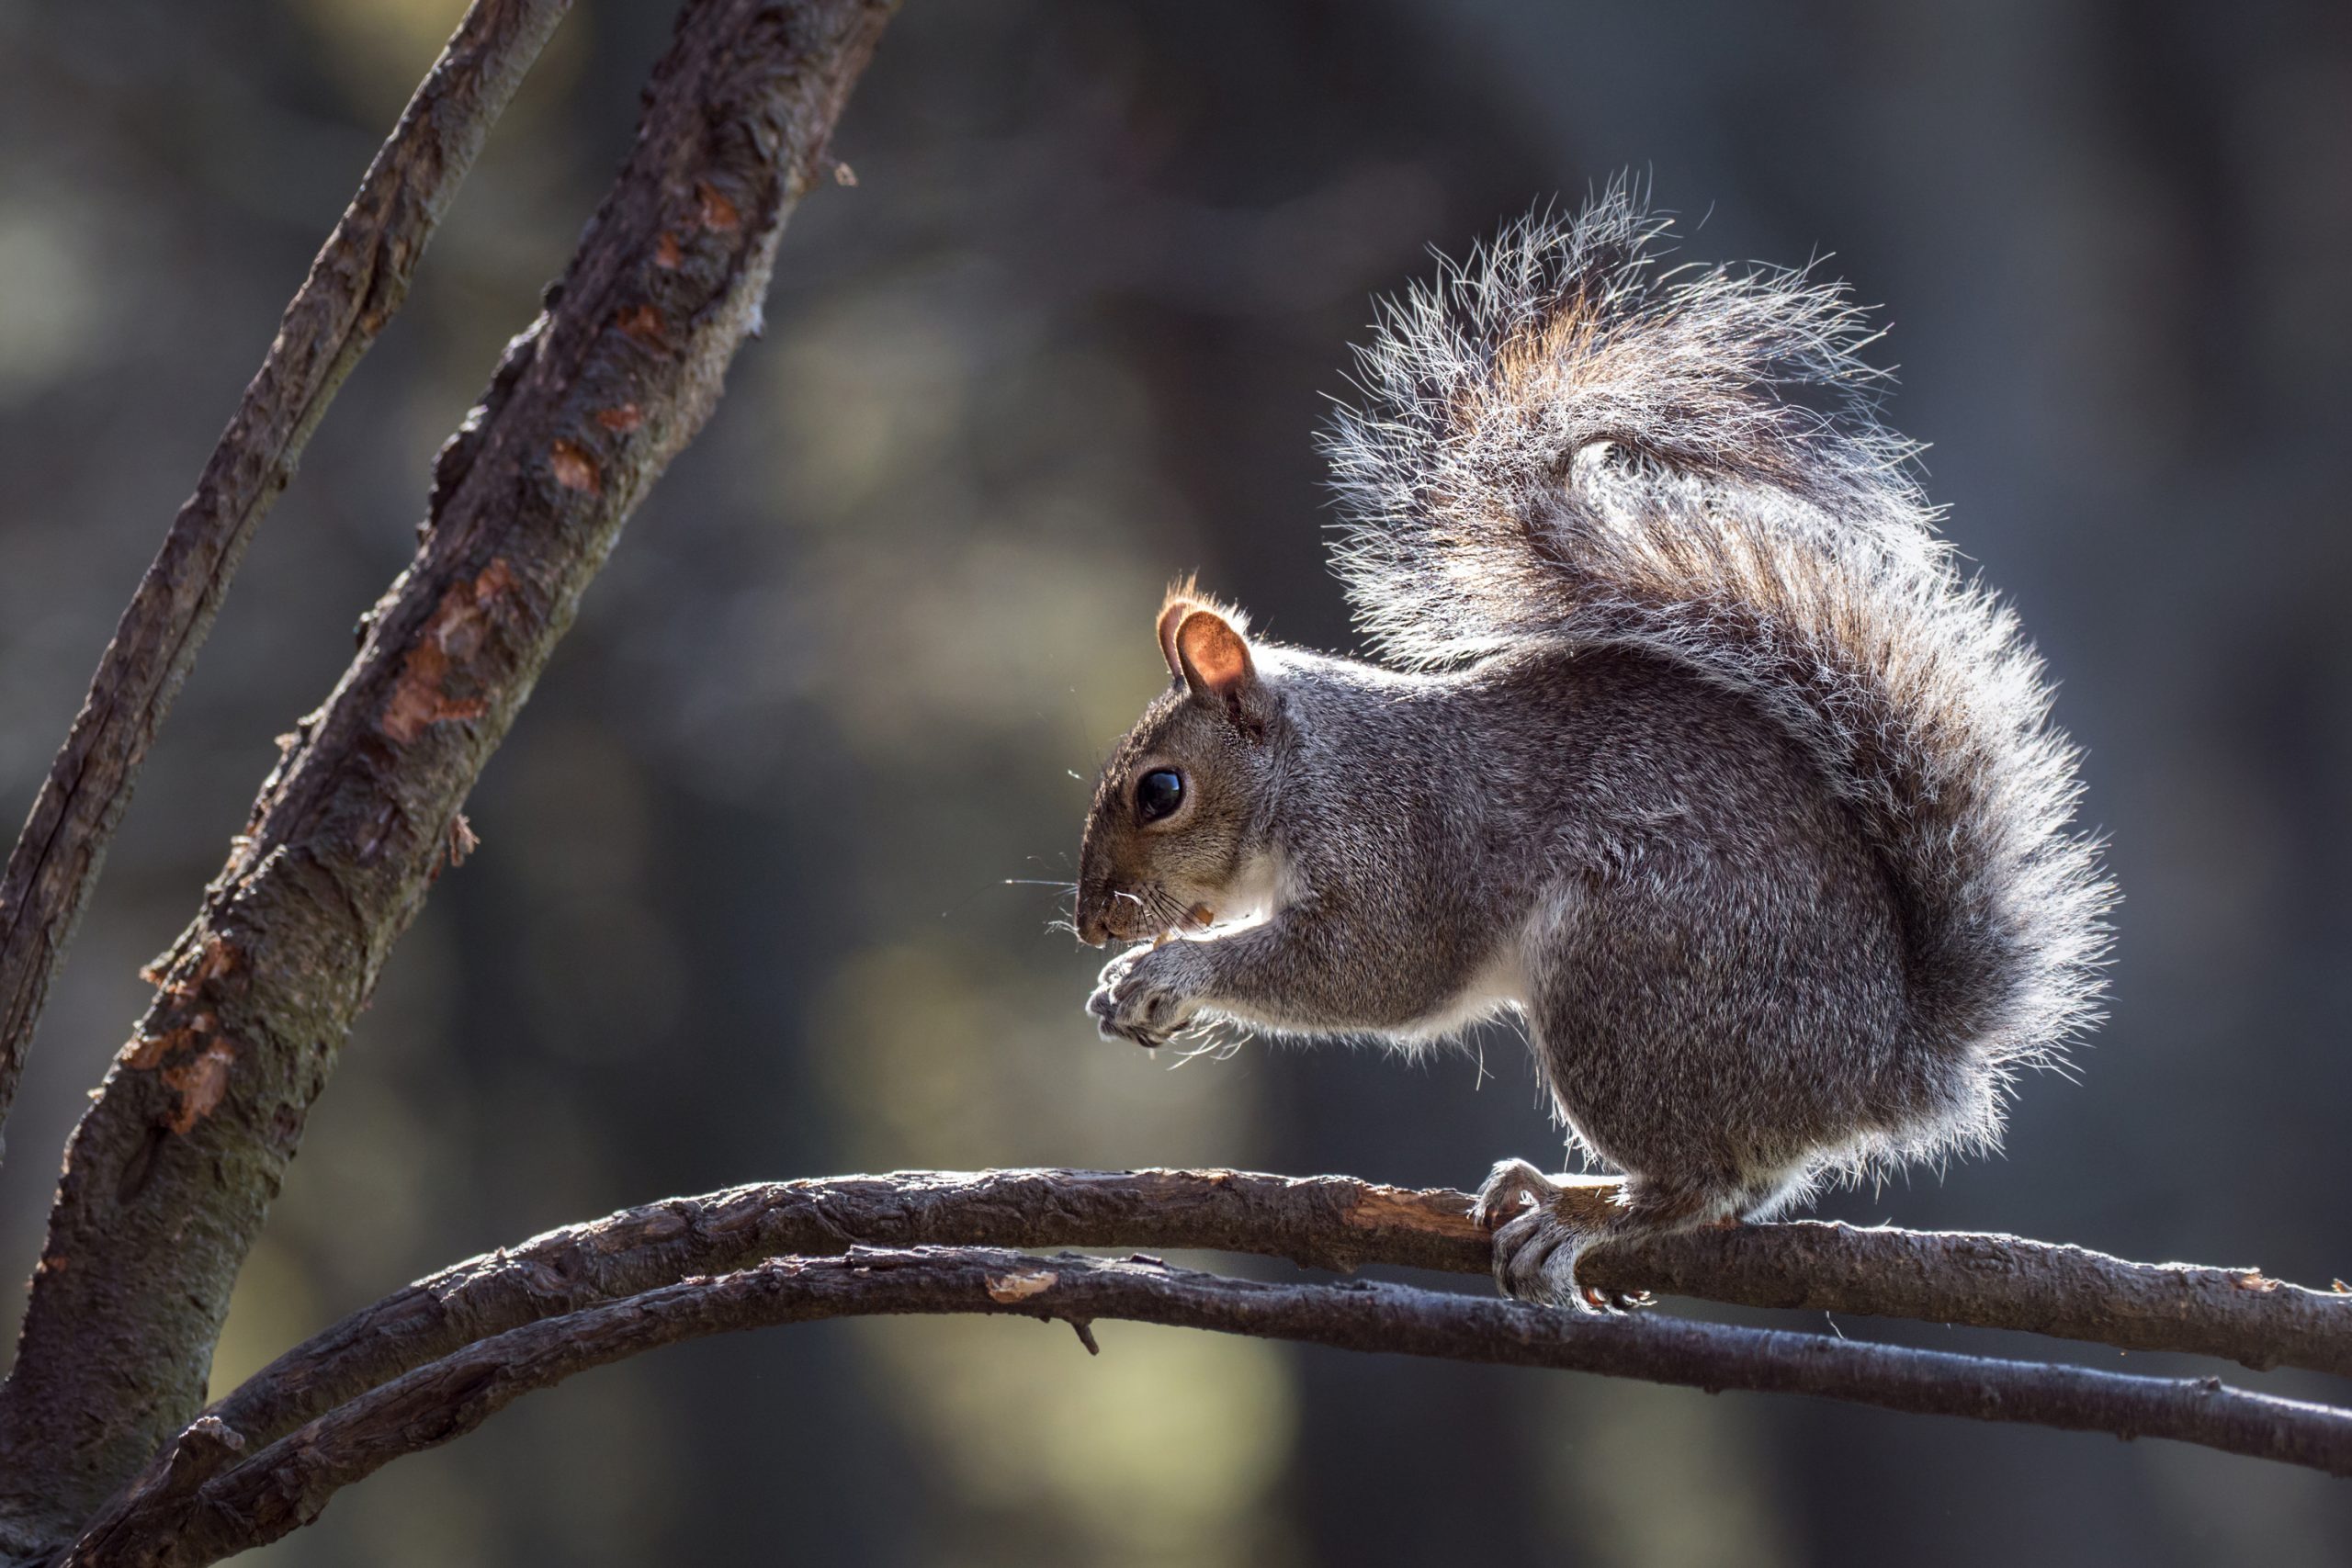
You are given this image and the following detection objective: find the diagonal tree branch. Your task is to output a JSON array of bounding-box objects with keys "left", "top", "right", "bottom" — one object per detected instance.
[
  {"left": 0, "top": 0, "right": 572, "bottom": 1155},
  {"left": 65, "top": 1246, "right": 2352, "bottom": 1568},
  {"left": 185, "top": 1167, "right": 2352, "bottom": 1462},
  {"left": 0, "top": 2, "right": 899, "bottom": 1550}
]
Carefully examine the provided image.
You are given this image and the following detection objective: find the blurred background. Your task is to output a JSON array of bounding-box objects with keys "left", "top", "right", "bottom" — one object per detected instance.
[{"left": 2, "top": 0, "right": 2348, "bottom": 1562}]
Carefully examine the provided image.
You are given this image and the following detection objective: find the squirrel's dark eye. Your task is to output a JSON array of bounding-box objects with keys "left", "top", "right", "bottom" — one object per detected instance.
[{"left": 1136, "top": 768, "right": 1184, "bottom": 823}]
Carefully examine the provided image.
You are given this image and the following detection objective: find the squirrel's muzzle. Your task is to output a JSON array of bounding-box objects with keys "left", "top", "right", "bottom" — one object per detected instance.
[{"left": 1075, "top": 882, "right": 1116, "bottom": 947}]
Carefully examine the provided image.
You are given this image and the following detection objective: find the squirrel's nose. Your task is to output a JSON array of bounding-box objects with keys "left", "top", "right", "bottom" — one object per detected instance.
[{"left": 1076, "top": 898, "right": 1111, "bottom": 948}]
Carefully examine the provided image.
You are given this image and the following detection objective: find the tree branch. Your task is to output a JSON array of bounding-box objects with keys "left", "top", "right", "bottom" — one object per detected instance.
[
  {"left": 0, "top": 2, "right": 899, "bottom": 1549},
  {"left": 65, "top": 1246, "right": 2352, "bottom": 1568},
  {"left": 181, "top": 1168, "right": 2352, "bottom": 1463},
  {"left": 0, "top": 0, "right": 571, "bottom": 1153}
]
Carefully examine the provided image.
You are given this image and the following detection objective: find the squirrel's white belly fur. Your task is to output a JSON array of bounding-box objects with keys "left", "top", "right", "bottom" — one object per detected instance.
[{"left": 1393, "top": 940, "right": 1532, "bottom": 1049}]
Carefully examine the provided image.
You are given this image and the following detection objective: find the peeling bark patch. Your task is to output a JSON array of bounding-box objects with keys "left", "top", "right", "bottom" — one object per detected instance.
[
  {"left": 162, "top": 1041, "right": 236, "bottom": 1134},
  {"left": 433, "top": 811, "right": 480, "bottom": 883},
  {"left": 548, "top": 440, "right": 601, "bottom": 494},
  {"left": 121, "top": 1020, "right": 237, "bottom": 1133},
  {"left": 446, "top": 813, "right": 480, "bottom": 868},
  {"left": 695, "top": 181, "right": 740, "bottom": 231},
  {"left": 126, "top": 1024, "right": 195, "bottom": 1073},
  {"left": 164, "top": 936, "right": 243, "bottom": 998},
  {"left": 138, "top": 933, "right": 228, "bottom": 988},
  {"left": 654, "top": 232, "right": 683, "bottom": 269},
  {"left": 380, "top": 559, "right": 519, "bottom": 744},
  {"left": 984, "top": 1269, "right": 1057, "bottom": 1303},
  {"left": 594, "top": 404, "right": 642, "bottom": 434},
  {"left": 1354, "top": 1185, "right": 1484, "bottom": 1243}
]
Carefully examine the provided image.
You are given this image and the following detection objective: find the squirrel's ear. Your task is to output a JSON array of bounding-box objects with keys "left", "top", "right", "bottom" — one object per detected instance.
[
  {"left": 1174, "top": 608, "right": 1259, "bottom": 726},
  {"left": 1156, "top": 598, "right": 1195, "bottom": 683}
]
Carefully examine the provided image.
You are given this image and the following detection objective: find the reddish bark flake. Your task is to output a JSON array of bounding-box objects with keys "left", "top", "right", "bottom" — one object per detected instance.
[
  {"left": 164, "top": 935, "right": 243, "bottom": 997},
  {"left": 616, "top": 303, "right": 665, "bottom": 346},
  {"left": 696, "top": 180, "right": 740, "bottom": 231},
  {"left": 380, "top": 558, "right": 519, "bottom": 744},
  {"left": 595, "top": 404, "right": 643, "bottom": 434},
  {"left": 162, "top": 1040, "right": 236, "bottom": 1134},
  {"left": 549, "top": 439, "right": 601, "bottom": 494},
  {"left": 655, "top": 231, "right": 684, "bottom": 269},
  {"left": 124, "top": 1025, "right": 195, "bottom": 1072}
]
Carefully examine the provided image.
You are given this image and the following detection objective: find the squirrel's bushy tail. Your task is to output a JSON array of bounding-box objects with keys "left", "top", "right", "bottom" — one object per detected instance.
[{"left": 1324, "top": 188, "right": 2111, "bottom": 1156}]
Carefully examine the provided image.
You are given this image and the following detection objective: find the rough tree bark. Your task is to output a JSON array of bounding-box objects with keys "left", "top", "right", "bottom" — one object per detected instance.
[
  {"left": 0, "top": 0, "right": 899, "bottom": 1551},
  {"left": 66, "top": 1247, "right": 2352, "bottom": 1567},
  {"left": 181, "top": 1167, "right": 2352, "bottom": 1462},
  {"left": 0, "top": 0, "right": 572, "bottom": 1149},
  {"left": 47, "top": 1162, "right": 2344, "bottom": 1567}
]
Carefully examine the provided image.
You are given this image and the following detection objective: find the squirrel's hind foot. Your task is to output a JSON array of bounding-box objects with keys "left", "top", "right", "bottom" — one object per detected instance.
[
  {"left": 1471, "top": 1159, "right": 1648, "bottom": 1313},
  {"left": 1474, "top": 1159, "right": 1791, "bottom": 1310}
]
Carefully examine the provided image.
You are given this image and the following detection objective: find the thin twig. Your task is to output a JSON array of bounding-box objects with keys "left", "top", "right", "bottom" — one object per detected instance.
[
  {"left": 187, "top": 1168, "right": 2352, "bottom": 1461},
  {"left": 66, "top": 1247, "right": 2352, "bottom": 1568},
  {"left": 0, "top": 2, "right": 899, "bottom": 1548},
  {"left": 0, "top": 0, "right": 572, "bottom": 1154}
]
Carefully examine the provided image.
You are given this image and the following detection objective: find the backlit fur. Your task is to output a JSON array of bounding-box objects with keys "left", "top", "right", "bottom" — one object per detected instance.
[{"left": 1076, "top": 187, "right": 2113, "bottom": 1305}]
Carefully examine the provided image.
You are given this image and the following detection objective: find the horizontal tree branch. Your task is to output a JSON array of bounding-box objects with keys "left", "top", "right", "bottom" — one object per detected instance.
[
  {"left": 197, "top": 1167, "right": 2352, "bottom": 1463},
  {"left": 0, "top": 1, "right": 898, "bottom": 1548},
  {"left": 69, "top": 1246, "right": 2352, "bottom": 1567},
  {"left": 0, "top": 0, "right": 571, "bottom": 1153}
]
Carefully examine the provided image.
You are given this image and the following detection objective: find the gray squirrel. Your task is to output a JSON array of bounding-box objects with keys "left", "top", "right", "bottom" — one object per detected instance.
[{"left": 1073, "top": 190, "right": 2111, "bottom": 1311}]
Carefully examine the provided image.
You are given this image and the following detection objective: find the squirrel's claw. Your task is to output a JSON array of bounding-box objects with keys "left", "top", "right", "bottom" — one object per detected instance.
[
  {"left": 1474, "top": 1157, "right": 1649, "bottom": 1314},
  {"left": 1489, "top": 1202, "right": 1601, "bottom": 1311},
  {"left": 1470, "top": 1157, "right": 1556, "bottom": 1229},
  {"left": 1474, "top": 1158, "right": 1589, "bottom": 1310}
]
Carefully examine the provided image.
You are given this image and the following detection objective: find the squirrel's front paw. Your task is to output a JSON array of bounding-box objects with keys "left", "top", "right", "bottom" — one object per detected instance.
[{"left": 1086, "top": 943, "right": 1204, "bottom": 1049}]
